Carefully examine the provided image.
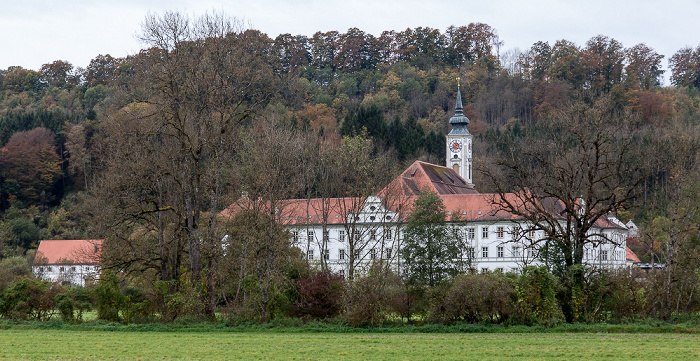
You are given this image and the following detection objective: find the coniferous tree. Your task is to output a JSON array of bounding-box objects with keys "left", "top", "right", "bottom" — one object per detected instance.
[{"left": 402, "top": 188, "right": 462, "bottom": 287}]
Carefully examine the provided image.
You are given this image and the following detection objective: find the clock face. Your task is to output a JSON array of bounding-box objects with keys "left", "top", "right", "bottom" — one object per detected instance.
[{"left": 449, "top": 139, "right": 462, "bottom": 153}]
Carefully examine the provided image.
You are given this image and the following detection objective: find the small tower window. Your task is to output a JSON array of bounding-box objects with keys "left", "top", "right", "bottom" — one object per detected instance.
[{"left": 453, "top": 154, "right": 458, "bottom": 159}]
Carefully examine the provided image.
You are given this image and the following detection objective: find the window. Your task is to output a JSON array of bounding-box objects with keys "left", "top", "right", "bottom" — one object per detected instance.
[
  {"left": 339, "top": 230, "right": 345, "bottom": 242},
  {"left": 384, "top": 229, "right": 392, "bottom": 241},
  {"left": 370, "top": 248, "right": 376, "bottom": 260},
  {"left": 60, "top": 267, "right": 65, "bottom": 272},
  {"left": 482, "top": 227, "right": 489, "bottom": 239},
  {"left": 496, "top": 268, "right": 504, "bottom": 273},
  {"left": 307, "top": 231, "right": 315, "bottom": 243},
  {"left": 354, "top": 250, "right": 360, "bottom": 259},
  {"left": 527, "top": 248, "right": 533, "bottom": 258},
  {"left": 339, "top": 249, "right": 345, "bottom": 260},
  {"left": 482, "top": 247, "right": 489, "bottom": 258},
  {"left": 466, "top": 247, "right": 475, "bottom": 259},
  {"left": 497, "top": 246, "right": 504, "bottom": 258},
  {"left": 292, "top": 231, "right": 299, "bottom": 242},
  {"left": 512, "top": 245, "right": 521, "bottom": 258},
  {"left": 339, "top": 269, "right": 345, "bottom": 278},
  {"left": 71, "top": 266, "right": 76, "bottom": 272},
  {"left": 600, "top": 250, "right": 608, "bottom": 261},
  {"left": 529, "top": 229, "right": 536, "bottom": 238},
  {"left": 370, "top": 230, "right": 376, "bottom": 241},
  {"left": 513, "top": 226, "right": 520, "bottom": 237},
  {"left": 467, "top": 227, "right": 475, "bottom": 240},
  {"left": 324, "top": 249, "right": 329, "bottom": 260},
  {"left": 385, "top": 248, "right": 392, "bottom": 259},
  {"left": 323, "top": 230, "right": 329, "bottom": 242},
  {"left": 48, "top": 267, "right": 52, "bottom": 272},
  {"left": 481, "top": 268, "right": 489, "bottom": 274},
  {"left": 39, "top": 267, "right": 44, "bottom": 272},
  {"left": 497, "top": 227, "right": 505, "bottom": 238},
  {"left": 307, "top": 249, "right": 314, "bottom": 260}
]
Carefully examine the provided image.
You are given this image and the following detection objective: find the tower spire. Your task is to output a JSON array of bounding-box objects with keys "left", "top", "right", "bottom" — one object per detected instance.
[
  {"left": 446, "top": 81, "right": 473, "bottom": 186},
  {"left": 448, "top": 81, "right": 470, "bottom": 132}
]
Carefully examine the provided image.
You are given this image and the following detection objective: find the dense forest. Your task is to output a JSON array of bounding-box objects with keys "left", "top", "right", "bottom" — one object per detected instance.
[{"left": 1, "top": 12, "right": 699, "bottom": 324}]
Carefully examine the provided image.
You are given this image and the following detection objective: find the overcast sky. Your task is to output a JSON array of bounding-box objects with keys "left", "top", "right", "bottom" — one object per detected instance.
[{"left": 2, "top": 0, "right": 699, "bottom": 83}]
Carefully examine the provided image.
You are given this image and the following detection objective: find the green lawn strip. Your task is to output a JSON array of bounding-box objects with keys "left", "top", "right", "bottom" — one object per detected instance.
[
  {"left": 1, "top": 318, "right": 699, "bottom": 334},
  {"left": 0, "top": 331, "right": 698, "bottom": 360}
]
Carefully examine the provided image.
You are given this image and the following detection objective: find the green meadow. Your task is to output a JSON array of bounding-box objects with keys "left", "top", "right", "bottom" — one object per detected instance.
[{"left": 0, "top": 330, "right": 698, "bottom": 360}]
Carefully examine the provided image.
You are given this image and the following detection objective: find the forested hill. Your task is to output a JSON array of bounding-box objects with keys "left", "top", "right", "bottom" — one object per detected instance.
[{"left": 0, "top": 20, "right": 699, "bottom": 262}]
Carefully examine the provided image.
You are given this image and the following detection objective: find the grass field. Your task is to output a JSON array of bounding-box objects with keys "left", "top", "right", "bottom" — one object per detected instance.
[{"left": 1, "top": 330, "right": 698, "bottom": 360}]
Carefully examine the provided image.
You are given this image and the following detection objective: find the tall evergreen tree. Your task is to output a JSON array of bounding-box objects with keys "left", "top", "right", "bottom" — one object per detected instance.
[{"left": 401, "top": 188, "right": 462, "bottom": 287}]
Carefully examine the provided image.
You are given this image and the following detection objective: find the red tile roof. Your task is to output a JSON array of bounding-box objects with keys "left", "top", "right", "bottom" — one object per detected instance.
[
  {"left": 439, "top": 193, "right": 524, "bottom": 221},
  {"left": 222, "top": 197, "right": 381, "bottom": 226},
  {"left": 384, "top": 161, "right": 478, "bottom": 197},
  {"left": 222, "top": 161, "right": 628, "bottom": 231},
  {"left": 34, "top": 239, "right": 102, "bottom": 265}
]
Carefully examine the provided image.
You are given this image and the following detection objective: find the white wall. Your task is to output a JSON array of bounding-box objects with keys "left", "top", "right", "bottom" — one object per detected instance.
[
  {"left": 291, "top": 220, "right": 628, "bottom": 276},
  {"left": 33, "top": 264, "right": 101, "bottom": 286}
]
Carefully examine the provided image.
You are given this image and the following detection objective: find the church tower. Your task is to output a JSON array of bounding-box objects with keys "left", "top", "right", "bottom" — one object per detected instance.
[{"left": 446, "top": 82, "right": 473, "bottom": 185}]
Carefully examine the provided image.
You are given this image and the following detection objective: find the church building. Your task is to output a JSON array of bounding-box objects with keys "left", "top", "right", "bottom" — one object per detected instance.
[{"left": 224, "top": 85, "right": 631, "bottom": 277}]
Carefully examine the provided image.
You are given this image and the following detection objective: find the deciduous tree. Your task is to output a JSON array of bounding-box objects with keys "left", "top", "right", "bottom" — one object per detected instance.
[
  {"left": 669, "top": 45, "right": 700, "bottom": 89},
  {"left": 88, "top": 11, "right": 274, "bottom": 318},
  {"left": 480, "top": 97, "right": 651, "bottom": 321},
  {"left": 0, "top": 127, "right": 61, "bottom": 205}
]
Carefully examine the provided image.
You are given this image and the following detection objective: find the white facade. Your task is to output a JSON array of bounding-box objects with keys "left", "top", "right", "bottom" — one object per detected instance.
[
  {"left": 292, "top": 213, "right": 628, "bottom": 276},
  {"left": 33, "top": 264, "right": 101, "bottom": 286}
]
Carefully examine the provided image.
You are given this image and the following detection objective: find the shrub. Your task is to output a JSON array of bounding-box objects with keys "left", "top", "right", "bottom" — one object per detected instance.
[
  {"left": 386, "top": 278, "right": 427, "bottom": 323},
  {"left": 0, "top": 277, "right": 58, "bottom": 321},
  {"left": 597, "top": 269, "right": 648, "bottom": 321},
  {"left": 94, "top": 270, "right": 127, "bottom": 322},
  {"left": 514, "top": 266, "right": 563, "bottom": 326},
  {"left": 288, "top": 271, "right": 345, "bottom": 320},
  {"left": 431, "top": 272, "right": 516, "bottom": 324},
  {"left": 54, "top": 292, "right": 75, "bottom": 323},
  {"left": 345, "top": 267, "right": 401, "bottom": 326}
]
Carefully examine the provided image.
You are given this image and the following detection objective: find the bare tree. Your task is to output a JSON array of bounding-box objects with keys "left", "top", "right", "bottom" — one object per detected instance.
[
  {"left": 229, "top": 115, "right": 311, "bottom": 322},
  {"left": 639, "top": 123, "right": 700, "bottom": 317},
  {"left": 87, "top": 11, "right": 274, "bottom": 318},
  {"left": 330, "top": 135, "right": 399, "bottom": 281},
  {"left": 480, "top": 97, "right": 651, "bottom": 321}
]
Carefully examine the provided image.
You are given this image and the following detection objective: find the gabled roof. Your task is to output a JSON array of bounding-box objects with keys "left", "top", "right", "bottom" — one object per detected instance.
[
  {"left": 34, "top": 239, "right": 103, "bottom": 265},
  {"left": 222, "top": 161, "right": 630, "bottom": 231},
  {"left": 386, "top": 161, "right": 478, "bottom": 197}
]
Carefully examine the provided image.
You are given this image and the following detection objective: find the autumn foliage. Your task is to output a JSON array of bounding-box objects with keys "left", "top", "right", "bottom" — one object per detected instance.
[{"left": 0, "top": 127, "right": 61, "bottom": 204}]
